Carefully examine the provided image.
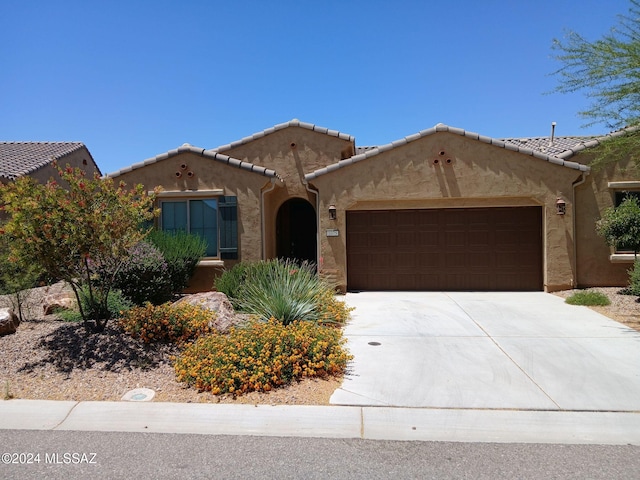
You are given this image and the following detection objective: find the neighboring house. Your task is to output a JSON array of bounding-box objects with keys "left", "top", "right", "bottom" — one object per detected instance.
[
  {"left": 0, "top": 142, "right": 101, "bottom": 185},
  {"left": 107, "top": 119, "right": 640, "bottom": 293}
]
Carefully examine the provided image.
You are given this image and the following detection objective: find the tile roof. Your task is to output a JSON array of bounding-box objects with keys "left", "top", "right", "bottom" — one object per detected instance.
[
  {"left": 499, "top": 136, "right": 598, "bottom": 158},
  {"left": 107, "top": 144, "right": 283, "bottom": 181},
  {"left": 213, "top": 119, "right": 355, "bottom": 153},
  {"left": 304, "top": 123, "right": 593, "bottom": 181},
  {"left": 0, "top": 142, "right": 88, "bottom": 181}
]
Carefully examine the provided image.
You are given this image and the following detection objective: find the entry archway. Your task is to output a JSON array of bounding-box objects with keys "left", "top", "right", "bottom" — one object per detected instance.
[{"left": 276, "top": 198, "right": 317, "bottom": 265}]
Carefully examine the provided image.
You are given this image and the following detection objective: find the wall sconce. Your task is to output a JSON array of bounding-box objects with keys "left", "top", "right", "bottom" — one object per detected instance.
[
  {"left": 328, "top": 204, "right": 337, "bottom": 220},
  {"left": 556, "top": 198, "right": 566, "bottom": 215}
]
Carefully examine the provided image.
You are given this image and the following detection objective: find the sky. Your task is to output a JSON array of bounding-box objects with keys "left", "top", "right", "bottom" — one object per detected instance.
[{"left": 1, "top": 0, "right": 633, "bottom": 175}]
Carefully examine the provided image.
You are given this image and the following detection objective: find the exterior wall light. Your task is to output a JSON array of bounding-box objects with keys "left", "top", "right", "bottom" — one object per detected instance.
[
  {"left": 556, "top": 198, "right": 566, "bottom": 215},
  {"left": 328, "top": 204, "right": 337, "bottom": 220}
]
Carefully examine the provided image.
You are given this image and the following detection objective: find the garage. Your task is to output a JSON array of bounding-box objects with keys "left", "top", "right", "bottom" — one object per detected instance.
[{"left": 346, "top": 206, "right": 543, "bottom": 291}]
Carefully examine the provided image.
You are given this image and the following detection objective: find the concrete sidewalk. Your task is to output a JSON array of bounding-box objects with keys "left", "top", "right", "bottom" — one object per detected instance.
[{"left": 2, "top": 399, "right": 640, "bottom": 445}]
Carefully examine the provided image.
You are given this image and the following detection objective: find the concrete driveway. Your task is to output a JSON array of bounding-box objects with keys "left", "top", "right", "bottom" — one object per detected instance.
[{"left": 330, "top": 292, "right": 640, "bottom": 411}]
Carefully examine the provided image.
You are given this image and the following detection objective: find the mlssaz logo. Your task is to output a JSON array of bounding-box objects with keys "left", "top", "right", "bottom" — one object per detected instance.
[{"left": 45, "top": 452, "right": 98, "bottom": 464}]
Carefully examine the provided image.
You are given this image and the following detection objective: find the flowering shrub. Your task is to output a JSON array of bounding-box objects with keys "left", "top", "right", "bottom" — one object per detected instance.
[
  {"left": 314, "top": 289, "right": 354, "bottom": 326},
  {"left": 110, "top": 241, "right": 173, "bottom": 306},
  {"left": 173, "top": 318, "right": 352, "bottom": 395},
  {"left": 119, "top": 302, "right": 214, "bottom": 344}
]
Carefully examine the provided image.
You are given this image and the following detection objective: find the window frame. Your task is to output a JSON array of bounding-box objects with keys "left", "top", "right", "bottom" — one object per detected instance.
[
  {"left": 156, "top": 191, "right": 238, "bottom": 260},
  {"left": 606, "top": 182, "right": 640, "bottom": 261}
]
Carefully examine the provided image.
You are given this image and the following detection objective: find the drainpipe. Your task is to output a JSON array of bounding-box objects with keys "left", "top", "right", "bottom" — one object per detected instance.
[
  {"left": 572, "top": 171, "right": 590, "bottom": 288},
  {"left": 303, "top": 180, "right": 321, "bottom": 270},
  {"left": 261, "top": 178, "right": 278, "bottom": 260}
]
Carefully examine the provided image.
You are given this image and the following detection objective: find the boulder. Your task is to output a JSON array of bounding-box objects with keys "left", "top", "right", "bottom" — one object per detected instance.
[
  {"left": 0, "top": 308, "right": 20, "bottom": 336},
  {"left": 173, "top": 292, "right": 244, "bottom": 333},
  {"left": 42, "top": 292, "right": 76, "bottom": 315}
]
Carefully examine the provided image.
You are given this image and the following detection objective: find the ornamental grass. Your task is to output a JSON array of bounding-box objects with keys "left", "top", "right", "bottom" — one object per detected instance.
[
  {"left": 118, "top": 302, "right": 214, "bottom": 344},
  {"left": 217, "top": 259, "right": 352, "bottom": 326},
  {"left": 173, "top": 318, "right": 352, "bottom": 395}
]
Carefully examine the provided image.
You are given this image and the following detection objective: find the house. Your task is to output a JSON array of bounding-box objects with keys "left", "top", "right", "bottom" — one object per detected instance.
[
  {"left": 0, "top": 142, "right": 101, "bottom": 185},
  {"left": 107, "top": 119, "right": 640, "bottom": 293}
]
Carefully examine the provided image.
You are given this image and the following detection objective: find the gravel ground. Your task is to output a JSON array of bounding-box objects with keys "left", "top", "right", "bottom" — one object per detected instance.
[
  {"left": 1, "top": 284, "right": 638, "bottom": 404},
  {"left": 0, "top": 283, "right": 340, "bottom": 404}
]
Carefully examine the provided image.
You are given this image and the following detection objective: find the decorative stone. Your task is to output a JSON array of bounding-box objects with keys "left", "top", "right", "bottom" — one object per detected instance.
[
  {"left": 0, "top": 308, "right": 20, "bottom": 336},
  {"left": 42, "top": 292, "right": 76, "bottom": 315},
  {"left": 173, "top": 291, "right": 244, "bottom": 333},
  {"left": 121, "top": 388, "right": 155, "bottom": 402}
]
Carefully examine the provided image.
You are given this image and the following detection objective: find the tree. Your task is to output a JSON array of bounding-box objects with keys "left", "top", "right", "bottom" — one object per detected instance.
[
  {"left": 0, "top": 229, "right": 43, "bottom": 322},
  {"left": 596, "top": 195, "right": 640, "bottom": 257},
  {"left": 0, "top": 164, "right": 158, "bottom": 333},
  {"left": 551, "top": 0, "right": 640, "bottom": 166}
]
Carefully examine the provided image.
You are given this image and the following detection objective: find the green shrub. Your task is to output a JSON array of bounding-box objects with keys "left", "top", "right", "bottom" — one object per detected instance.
[
  {"left": 214, "top": 262, "right": 249, "bottom": 309},
  {"left": 147, "top": 230, "right": 207, "bottom": 294},
  {"left": 111, "top": 241, "right": 173, "bottom": 305},
  {"left": 237, "top": 259, "right": 332, "bottom": 325},
  {"left": 119, "top": 302, "right": 214, "bottom": 344},
  {"left": 58, "top": 286, "right": 133, "bottom": 323},
  {"left": 626, "top": 259, "right": 640, "bottom": 296},
  {"left": 217, "top": 259, "right": 352, "bottom": 325},
  {"left": 565, "top": 290, "right": 611, "bottom": 306},
  {"left": 173, "top": 318, "right": 352, "bottom": 395}
]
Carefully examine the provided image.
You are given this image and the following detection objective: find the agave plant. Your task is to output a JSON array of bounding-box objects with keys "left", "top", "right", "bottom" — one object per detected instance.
[{"left": 238, "top": 259, "right": 330, "bottom": 325}]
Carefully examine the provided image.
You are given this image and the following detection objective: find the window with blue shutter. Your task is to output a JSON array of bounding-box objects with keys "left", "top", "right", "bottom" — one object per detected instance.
[{"left": 159, "top": 196, "right": 237, "bottom": 259}]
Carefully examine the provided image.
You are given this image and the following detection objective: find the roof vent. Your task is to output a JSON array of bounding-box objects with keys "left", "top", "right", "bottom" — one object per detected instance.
[{"left": 549, "top": 122, "right": 557, "bottom": 147}]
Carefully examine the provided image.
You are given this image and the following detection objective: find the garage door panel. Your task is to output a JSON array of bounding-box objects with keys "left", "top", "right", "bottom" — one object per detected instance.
[{"left": 347, "top": 207, "right": 542, "bottom": 291}]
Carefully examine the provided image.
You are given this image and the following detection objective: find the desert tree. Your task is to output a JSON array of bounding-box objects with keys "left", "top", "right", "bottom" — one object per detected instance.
[
  {"left": 552, "top": 0, "right": 640, "bottom": 167},
  {"left": 0, "top": 164, "right": 157, "bottom": 333}
]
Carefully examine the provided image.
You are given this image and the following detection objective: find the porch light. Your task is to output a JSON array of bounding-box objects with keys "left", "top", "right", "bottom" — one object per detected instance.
[
  {"left": 556, "top": 198, "right": 566, "bottom": 215},
  {"left": 328, "top": 204, "right": 337, "bottom": 220}
]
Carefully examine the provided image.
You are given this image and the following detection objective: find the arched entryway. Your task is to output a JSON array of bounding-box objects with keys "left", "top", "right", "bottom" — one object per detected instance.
[{"left": 276, "top": 198, "right": 317, "bottom": 265}]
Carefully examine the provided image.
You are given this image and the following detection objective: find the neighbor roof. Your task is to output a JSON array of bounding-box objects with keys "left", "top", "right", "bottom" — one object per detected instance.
[{"left": 0, "top": 141, "right": 94, "bottom": 181}]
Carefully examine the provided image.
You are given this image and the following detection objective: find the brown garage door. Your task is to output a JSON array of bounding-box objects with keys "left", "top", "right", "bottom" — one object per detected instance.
[{"left": 346, "top": 207, "right": 542, "bottom": 291}]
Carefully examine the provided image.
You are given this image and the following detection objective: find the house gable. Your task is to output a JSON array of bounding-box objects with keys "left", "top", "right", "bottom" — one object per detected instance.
[
  {"left": 212, "top": 119, "right": 356, "bottom": 178},
  {"left": 107, "top": 144, "right": 282, "bottom": 181},
  {"left": 305, "top": 123, "right": 590, "bottom": 182}
]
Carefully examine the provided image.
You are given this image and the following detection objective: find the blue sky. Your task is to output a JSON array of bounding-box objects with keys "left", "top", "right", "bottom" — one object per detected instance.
[{"left": 1, "top": 0, "right": 632, "bottom": 175}]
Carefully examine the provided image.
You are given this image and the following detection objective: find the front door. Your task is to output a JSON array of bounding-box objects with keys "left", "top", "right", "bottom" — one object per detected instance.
[{"left": 276, "top": 198, "right": 317, "bottom": 266}]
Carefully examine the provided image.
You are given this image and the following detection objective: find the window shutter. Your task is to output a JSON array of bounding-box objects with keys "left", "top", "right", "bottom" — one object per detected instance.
[{"left": 219, "top": 196, "right": 238, "bottom": 259}]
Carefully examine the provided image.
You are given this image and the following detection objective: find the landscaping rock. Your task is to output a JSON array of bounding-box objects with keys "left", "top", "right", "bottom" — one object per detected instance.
[
  {"left": 42, "top": 291, "right": 76, "bottom": 315},
  {"left": 0, "top": 308, "right": 20, "bottom": 336},
  {"left": 173, "top": 292, "right": 244, "bottom": 333}
]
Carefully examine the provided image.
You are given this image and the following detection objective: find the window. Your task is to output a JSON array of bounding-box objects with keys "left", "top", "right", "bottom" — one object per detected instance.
[
  {"left": 159, "top": 196, "right": 237, "bottom": 259},
  {"left": 613, "top": 190, "right": 640, "bottom": 253}
]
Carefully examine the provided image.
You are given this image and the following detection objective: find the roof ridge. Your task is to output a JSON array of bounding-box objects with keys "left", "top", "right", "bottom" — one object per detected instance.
[
  {"left": 212, "top": 119, "right": 355, "bottom": 153},
  {"left": 106, "top": 144, "right": 283, "bottom": 181},
  {"left": 304, "top": 123, "right": 590, "bottom": 182}
]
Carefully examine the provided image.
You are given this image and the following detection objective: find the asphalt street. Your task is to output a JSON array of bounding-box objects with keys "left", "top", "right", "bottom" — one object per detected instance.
[{"left": 1, "top": 430, "right": 639, "bottom": 480}]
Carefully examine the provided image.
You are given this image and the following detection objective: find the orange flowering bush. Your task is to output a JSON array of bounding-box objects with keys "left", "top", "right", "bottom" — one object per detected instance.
[
  {"left": 314, "top": 289, "right": 354, "bottom": 326},
  {"left": 173, "top": 318, "right": 352, "bottom": 395},
  {"left": 119, "top": 302, "right": 214, "bottom": 344}
]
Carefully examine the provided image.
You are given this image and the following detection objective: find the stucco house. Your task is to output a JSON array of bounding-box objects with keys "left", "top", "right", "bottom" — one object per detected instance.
[
  {"left": 0, "top": 142, "right": 101, "bottom": 185},
  {"left": 107, "top": 119, "right": 640, "bottom": 293}
]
